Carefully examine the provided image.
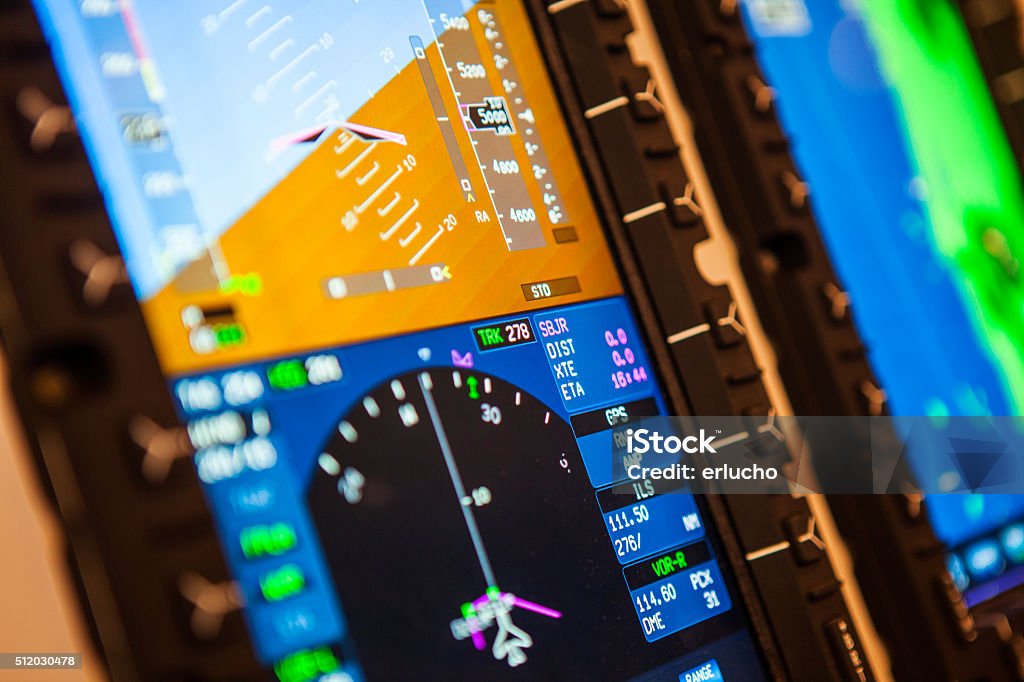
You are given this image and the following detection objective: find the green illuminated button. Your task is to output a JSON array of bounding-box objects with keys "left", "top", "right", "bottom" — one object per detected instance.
[
  {"left": 267, "top": 359, "right": 308, "bottom": 391},
  {"left": 273, "top": 646, "right": 338, "bottom": 682},
  {"left": 213, "top": 323, "right": 246, "bottom": 348},
  {"left": 240, "top": 522, "right": 297, "bottom": 560},
  {"left": 260, "top": 563, "right": 306, "bottom": 602}
]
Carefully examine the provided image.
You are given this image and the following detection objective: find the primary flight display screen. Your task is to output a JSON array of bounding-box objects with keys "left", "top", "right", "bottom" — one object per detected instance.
[{"left": 33, "top": 0, "right": 767, "bottom": 679}]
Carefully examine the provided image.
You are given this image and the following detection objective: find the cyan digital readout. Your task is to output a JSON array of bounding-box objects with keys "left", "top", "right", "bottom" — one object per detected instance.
[
  {"left": 597, "top": 480, "right": 705, "bottom": 565},
  {"left": 627, "top": 560, "right": 731, "bottom": 643}
]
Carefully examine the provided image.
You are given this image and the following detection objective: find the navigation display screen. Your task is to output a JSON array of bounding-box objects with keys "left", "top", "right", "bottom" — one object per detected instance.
[
  {"left": 33, "top": 0, "right": 767, "bottom": 678},
  {"left": 742, "top": 0, "right": 1024, "bottom": 605}
]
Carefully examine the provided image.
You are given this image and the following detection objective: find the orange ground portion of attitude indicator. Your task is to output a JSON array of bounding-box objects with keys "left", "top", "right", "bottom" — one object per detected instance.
[{"left": 143, "top": 1, "right": 623, "bottom": 374}]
